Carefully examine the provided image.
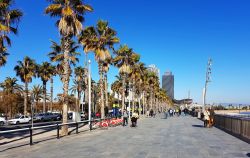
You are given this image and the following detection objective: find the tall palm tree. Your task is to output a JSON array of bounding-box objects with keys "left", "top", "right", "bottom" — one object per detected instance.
[
  {"left": 37, "top": 62, "right": 54, "bottom": 113},
  {"left": 0, "top": 0, "right": 22, "bottom": 68},
  {"left": 111, "top": 75, "right": 123, "bottom": 107},
  {"left": 14, "top": 57, "right": 37, "bottom": 115},
  {"left": 0, "top": 77, "right": 22, "bottom": 117},
  {"left": 148, "top": 71, "right": 159, "bottom": 110},
  {"left": 93, "top": 20, "right": 119, "bottom": 119},
  {"left": 72, "top": 66, "right": 85, "bottom": 112},
  {"left": 31, "top": 85, "right": 43, "bottom": 113},
  {"left": 102, "top": 59, "right": 111, "bottom": 111},
  {"left": 49, "top": 67, "right": 56, "bottom": 112},
  {"left": 79, "top": 20, "right": 119, "bottom": 118},
  {"left": 130, "top": 62, "right": 146, "bottom": 113},
  {"left": 45, "top": 0, "right": 93, "bottom": 135},
  {"left": 78, "top": 26, "right": 97, "bottom": 107},
  {"left": 0, "top": 77, "right": 22, "bottom": 94},
  {"left": 113, "top": 45, "right": 140, "bottom": 112}
]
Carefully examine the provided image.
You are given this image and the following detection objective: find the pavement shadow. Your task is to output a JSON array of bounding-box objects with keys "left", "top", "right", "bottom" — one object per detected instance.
[
  {"left": 0, "top": 143, "right": 30, "bottom": 152},
  {"left": 0, "top": 128, "right": 56, "bottom": 146},
  {"left": 68, "top": 123, "right": 87, "bottom": 135},
  {"left": 0, "top": 125, "right": 88, "bottom": 152},
  {"left": 246, "top": 153, "right": 250, "bottom": 157},
  {"left": 192, "top": 125, "right": 204, "bottom": 128}
]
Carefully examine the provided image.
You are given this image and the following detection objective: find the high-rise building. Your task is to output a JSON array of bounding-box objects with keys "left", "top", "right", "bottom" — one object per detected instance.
[{"left": 162, "top": 71, "right": 174, "bottom": 99}]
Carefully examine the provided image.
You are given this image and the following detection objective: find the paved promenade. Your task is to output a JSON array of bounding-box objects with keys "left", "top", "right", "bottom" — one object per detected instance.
[{"left": 0, "top": 115, "right": 249, "bottom": 158}]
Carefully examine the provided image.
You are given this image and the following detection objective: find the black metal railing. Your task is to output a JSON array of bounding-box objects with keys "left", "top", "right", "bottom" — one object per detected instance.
[{"left": 0, "top": 117, "right": 112, "bottom": 146}]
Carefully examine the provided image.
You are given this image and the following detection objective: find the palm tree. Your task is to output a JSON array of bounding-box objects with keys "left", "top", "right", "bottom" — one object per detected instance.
[
  {"left": 14, "top": 56, "right": 37, "bottom": 115},
  {"left": 0, "top": 77, "right": 22, "bottom": 117},
  {"left": 102, "top": 59, "right": 111, "bottom": 112},
  {"left": 78, "top": 26, "right": 97, "bottom": 107},
  {"left": 0, "top": 51, "right": 8, "bottom": 68},
  {"left": 45, "top": 0, "right": 93, "bottom": 135},
  {"left": 37, "top": 62, "right": 54, "bottom": 113},
  {"left": 130, "top": 62, "right": 146, "bottom": 113},
  {"left": 49, "top": 67, "right": 56, "bottom": 112},
  {"left": 113, "top": 45, "right": 140, "bottom": 112},
  {"left": 79, "top": 20, "right": 119, "bottom": 118},
  {"left": 48, "top": 39, "right": 80, "bottom": 79},
  {"left": 31, "top": 85, "right": 43, "bottom": 113},
  {"left": 0, "top": 0, "right": 22, "bottom": 68},
  {"left": 0, "top": 77, "right": 22, "bottom": 94},
  {"left": 111, "top": 75, "right": 123, "bottom": 107},
  {"left": 145, "top": 70, "right": 158, "bottom": 110},
  {"left": 71, "top": 66, "right": 85, "bottom": 112}
]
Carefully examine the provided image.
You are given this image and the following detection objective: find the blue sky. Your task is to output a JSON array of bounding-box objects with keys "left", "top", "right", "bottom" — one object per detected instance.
[{"left": 1, "top": 0, "right": 250, "bottom": 104}]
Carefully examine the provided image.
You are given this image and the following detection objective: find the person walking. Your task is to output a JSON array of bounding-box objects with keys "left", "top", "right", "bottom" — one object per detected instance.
[
  {"left": 122, "top": 109, "right": 128, "bottom": 126},
  {"left": 209, "top": 108, "right": 215, "bottom": 127},
  {"left": 150, "top": 109, "right": 154, "bottom": 117},
  {"left": 131, "top": 110, "right": 139, "bottom": 127},
  {"left": 178, "top": 108, "right": 181, "bottom": 116},
  {"left": 169, "top": 109, "right": 173, "bottom": 117},
  {"left": 203, "top": 108, "right": 210, "bottom": 127}
]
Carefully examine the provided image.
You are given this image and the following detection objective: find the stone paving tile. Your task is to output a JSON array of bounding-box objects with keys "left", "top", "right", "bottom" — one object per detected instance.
[{"left": 0, "top": 115, "right": 249, "bottom": 158}]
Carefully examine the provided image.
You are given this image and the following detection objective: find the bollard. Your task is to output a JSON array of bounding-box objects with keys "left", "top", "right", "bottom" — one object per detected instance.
[
  {"left": 76, "top": 122, "right": 78, "bottom": 134},
  {"left": 29, "top": 126, "right": 33, "bottom": 145},
  {"left": 57, "top": 123, "right": 60, "bottom": 139},
  {"left": 89, "top": 120, "right": 92, "bottom": 131}
]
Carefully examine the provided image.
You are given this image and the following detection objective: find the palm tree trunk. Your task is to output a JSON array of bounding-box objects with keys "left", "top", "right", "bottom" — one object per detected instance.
[
  {"left": 24, "top": 82, "right": 28, "bottom": 115},
  {"left": 43, "top": 81, "right": 46, "bottom": 113},
  {"left": 104, "top": 73, "right": 108, "bottom": 110},
  {"left": 132, "top": 79, "right": 135, "bottom": 113},
  {"left": 99, "top": 65, "right": 105, "bottom": 119},
  {"left": 61, "top": 36, "right": 70, "bottom": 136},
  {"left": 138, "top": 94, "right": 141, "bottom": 115},
  {"left": 35, "top": 101, "right": 38, "bottom": 113},
  {"left": 142, "top": 92, "right": 145, "bottom": 115},
  {"left": 91, "top": 84, "right": 95, "bottom": 113},
  {"left": 150, "top": 88, "right": 153, "bottom": 110},
  {"left": 83, "top": 53, "right": 89, "bottom": 111},
  {"left": 84, "top": 69, "right": 88, "bottom": 111},
  {"left": 50, "top": 77, "right": 53, "bottom": 112},
  {"left": 121, "top": 75, "right": 125, "bottom": 112},
  {"left": 76, "top": 88, "right": 80, "bottom": 112}
]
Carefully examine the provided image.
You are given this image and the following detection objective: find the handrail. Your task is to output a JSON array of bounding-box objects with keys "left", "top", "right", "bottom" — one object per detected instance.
[
  {"left": 214, "top": 114, "right": 250, "bottom": 143},
  {"left": 0, "top": 127, "right": 30, "bottom": 134},
  {"left": 32, "top": 124, "right": 58, "bottom": 130},
  {"left": 0, "top": 116, "right": 116, "bottom": 145}
]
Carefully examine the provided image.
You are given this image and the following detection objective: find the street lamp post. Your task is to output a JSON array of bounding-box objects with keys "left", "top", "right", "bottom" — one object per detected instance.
[
  {"left": 88, "top": 60, "right": 91, "bottom": 126},
  {"left": 202, "top": 58, "right": 212, "bottom": 113},
  {"left": 30, "top": 94, "right": 34, "bottom": 128},
  {"left": 128, "top": 82, "right": 131, "bottom": 119}
]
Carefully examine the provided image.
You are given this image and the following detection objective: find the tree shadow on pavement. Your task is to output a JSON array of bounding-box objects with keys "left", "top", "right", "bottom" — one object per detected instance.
[
  {"left": 246, "top": 153, "right": 250, "bottom": 157},
  {"left": 0, "top": 128, "right": 55, "bottom": 146},
  {"left": 192, "top": 125, "right": 204, "bottom": 128}
]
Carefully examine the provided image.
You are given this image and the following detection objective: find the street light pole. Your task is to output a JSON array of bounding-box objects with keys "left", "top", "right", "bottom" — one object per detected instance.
[
  {"left": 88, "top": 60, "right": 91, "bottom": 126},
  {"left": 30, "top": 94, "right": 34, "bottom": 128},
  {"left": 128, "top": 82, "right": 131, "bottom": 119},
  {"left": 203, "top": 58, "right": 212, "bottom": 113}
]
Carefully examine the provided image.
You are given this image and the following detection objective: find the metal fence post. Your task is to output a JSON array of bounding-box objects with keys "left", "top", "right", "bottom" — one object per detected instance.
[
  {"left": 89, "top": 120, "right": 92, "bottom": 131},
  {"left": 240, "top": 118, "right": 243, "bottom": 137},
  {"left": 57, "top": 123, "right": 60, "bottom": 139},
  {"left": 29, "top": 126, "right": 33, "bottom": 145},
  {"left": 76, "top": 122, "right": 78, "bottom": 134}
]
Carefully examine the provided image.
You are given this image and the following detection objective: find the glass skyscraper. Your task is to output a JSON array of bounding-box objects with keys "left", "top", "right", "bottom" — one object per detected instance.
[{"left": 162, "top": 71, "right": 174, "bottom": 99}]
